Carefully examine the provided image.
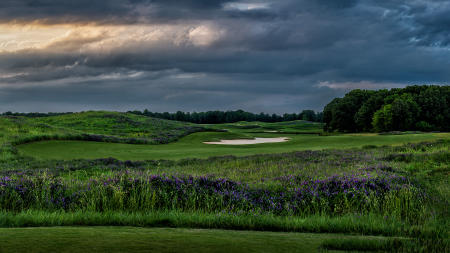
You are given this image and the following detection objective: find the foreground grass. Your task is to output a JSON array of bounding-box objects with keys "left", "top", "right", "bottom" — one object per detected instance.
[
  {"left": 0, "top": 210, "right": 439, "bottom": 238},
  {"left": 0, "top": 226, "right": 392, "bottom": 253},
  {"left": 1, "top": 211, "right": 446, "bottom": 252},
  {"left": 17, "top": 132, "right": 449, "bottom": 160}
]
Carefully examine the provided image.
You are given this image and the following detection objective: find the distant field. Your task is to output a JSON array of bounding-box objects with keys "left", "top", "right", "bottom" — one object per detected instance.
[
  {"left": 13, "top": 113, "right": 448, "bottom": 162},
  {"left": 210, "top": 120, "right": 323, "bottom": 134},
  {"left": 18, "top": 131, "right": 449, "bottom": 160},
  {"left": 0, "top": 227, "right": 391, "bottom": 253}
]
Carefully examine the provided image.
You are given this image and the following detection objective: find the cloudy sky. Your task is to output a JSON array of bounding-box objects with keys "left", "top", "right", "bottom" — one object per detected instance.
[{"left": 0, "top": 0, "right": 449, "bottom": 113}]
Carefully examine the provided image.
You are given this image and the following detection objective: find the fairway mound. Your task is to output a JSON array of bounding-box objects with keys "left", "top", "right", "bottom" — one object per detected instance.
[{"left": 203, "top": 137, "right": 289, "bottom": 145}]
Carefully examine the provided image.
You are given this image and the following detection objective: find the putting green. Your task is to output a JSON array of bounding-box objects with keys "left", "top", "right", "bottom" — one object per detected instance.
[{"left": 17, "top": 131, "right": 450, "bottom": 160}]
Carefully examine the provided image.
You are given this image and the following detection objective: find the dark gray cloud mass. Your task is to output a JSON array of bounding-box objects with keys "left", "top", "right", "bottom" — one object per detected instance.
[{"left": 0, "top": 0, "right": 449, "bottom": 113}]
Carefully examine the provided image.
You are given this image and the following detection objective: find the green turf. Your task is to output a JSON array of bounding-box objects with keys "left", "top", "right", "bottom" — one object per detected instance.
[
  {"left": 18, "top": 131, "right": 450, "bottom": 160},
  {"left": 0, "top": 226, "right": 390, "bottom": 253},
  {"left": 209, "top": 120, "right": 324, "bottom": 134}
]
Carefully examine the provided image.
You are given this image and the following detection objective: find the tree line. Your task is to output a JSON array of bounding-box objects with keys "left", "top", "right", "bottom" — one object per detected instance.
[
  {"left": 1, "top": 112, "right": 73, "bottom": 117},
  {"left": 323, "top": 85, "right": 449, "bottom": 132},
  {"left": 128, "top": 109, "right": 323, "bottom": 124},
  {"left": 0, "top": 110, "right": 323, "bottom": 124}
]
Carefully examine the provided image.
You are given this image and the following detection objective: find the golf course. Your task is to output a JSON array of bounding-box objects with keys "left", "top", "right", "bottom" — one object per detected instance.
[
  {"left": 12, "top": 111, "right": 447, "bottom": 161},
  {"left": 2, "top": 0, "right": 450, "bottom": 250},
  {"left": 0, "top": 109, "right": 449, "bottom": 252}
]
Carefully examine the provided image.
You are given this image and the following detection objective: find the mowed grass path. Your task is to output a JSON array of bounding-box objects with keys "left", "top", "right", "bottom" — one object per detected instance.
[
  {"left": 18, "top": 131, "right": 449, "bottom": 160},
  {"left": 0, "top": 227, "right": 389, "bottom": 253}
]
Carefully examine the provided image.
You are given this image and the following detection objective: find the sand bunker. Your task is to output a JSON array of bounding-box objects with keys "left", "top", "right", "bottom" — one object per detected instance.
[{"left": 204, "top": 137, "right": 289, "bottom": 145}]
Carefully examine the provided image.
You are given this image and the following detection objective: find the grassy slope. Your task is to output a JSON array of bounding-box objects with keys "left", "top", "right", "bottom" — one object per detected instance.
[
  {"left": 0, "top": 111, "right": 202, "bottom": 145},
  {"left": 32, "top": 111, "right": 203, "bottom": 143},
  {"left": 18, "top": 131, "right": 450, "bottom": 160},
  {"left": 0, "top": 111, "right": 205, "bottom": 163},
  {"left": 0, "top": 226, "right": 390, "bottom": 253}
]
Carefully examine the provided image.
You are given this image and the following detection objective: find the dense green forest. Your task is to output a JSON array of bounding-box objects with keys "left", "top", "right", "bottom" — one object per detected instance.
[
  {"left": 128, "top": 109, "right": 323, "bottom": 124},
  {"left": 323, "top": 85, "right": 449, "bottom": 132}
]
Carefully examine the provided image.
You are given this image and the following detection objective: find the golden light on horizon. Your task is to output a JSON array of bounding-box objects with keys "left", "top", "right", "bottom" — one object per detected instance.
[
  {"left": 0, "top": 24, "right": 73, "bottom": 51},
  {"left": 0, "top": 22, "right": 225, "bottom": 53}
]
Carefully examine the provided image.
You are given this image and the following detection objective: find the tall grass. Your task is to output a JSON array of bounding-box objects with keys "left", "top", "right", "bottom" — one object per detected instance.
[
  {"left": 0, "top": 210, "right": 431, "bottom": 236},
  {"left": 0, "top": 170, "right": 429, "bottom": 222}
]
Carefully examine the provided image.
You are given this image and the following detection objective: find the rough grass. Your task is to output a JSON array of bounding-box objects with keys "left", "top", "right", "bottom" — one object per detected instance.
[
  {"left": 0, "top": 111, "right": 203, "bottom": 147},
  {"left": 0, "top": 211, "right": 424, "bottom": 237},
  {"left": 32, "top": 111, "right": 203, "bottom": 144}
]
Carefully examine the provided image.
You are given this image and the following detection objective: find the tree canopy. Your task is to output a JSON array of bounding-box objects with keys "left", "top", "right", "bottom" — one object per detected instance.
[{"left": 323, "top": 85, "right": 449, "bottom": 132}]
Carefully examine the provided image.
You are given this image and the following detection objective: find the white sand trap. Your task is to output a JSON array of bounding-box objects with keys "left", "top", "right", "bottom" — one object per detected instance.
[{"left": 204, "top": 137, "right": 289, "bottom": 145}]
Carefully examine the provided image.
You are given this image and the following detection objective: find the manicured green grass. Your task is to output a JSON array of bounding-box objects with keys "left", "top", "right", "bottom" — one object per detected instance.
[
  {"left": 319, "top": 238, "right": 404, "bottom": 252},
  {"left": 18, "top": 131, "right": 449, "bottom": 160},
  {"left": 210, "top": 120, "right": 324, "bottom": 134},
  {"left": 0, "top": 226, "right": 392, "bottom": 253}
]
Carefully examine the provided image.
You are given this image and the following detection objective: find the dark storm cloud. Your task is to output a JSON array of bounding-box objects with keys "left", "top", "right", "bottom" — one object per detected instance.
[
  {"left": 0, "top": 0, "right": 135, "bottom": 23},
  {"left": 149, "top": 0, "right": 234, "bottom": 8},
  {"left": 0, "top": 0, "right": 449, "bottom": 113},
  {"left": 0, "top": 69, "right": 333, "bottom": 113},
  {"left": 0, "top": 0, "right": 243, "bottom": 24},
  {"left": 410, "top": 3, "right": 450, "bottom": 46}
]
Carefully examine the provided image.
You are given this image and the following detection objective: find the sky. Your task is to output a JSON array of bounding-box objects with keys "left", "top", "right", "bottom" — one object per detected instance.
[{"left": 0, "top": 0, "right": 449, "bottom": 113}]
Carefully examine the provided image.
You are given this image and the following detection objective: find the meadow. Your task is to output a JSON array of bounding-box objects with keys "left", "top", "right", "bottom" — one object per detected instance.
[{"left": 0, "top": 111, "right": 449, "bottom": 252}]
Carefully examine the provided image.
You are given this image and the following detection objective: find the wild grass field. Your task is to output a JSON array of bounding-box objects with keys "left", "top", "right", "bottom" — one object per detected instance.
[{"left": 0, "top": 111, "right": 449, "bottom": 252}]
